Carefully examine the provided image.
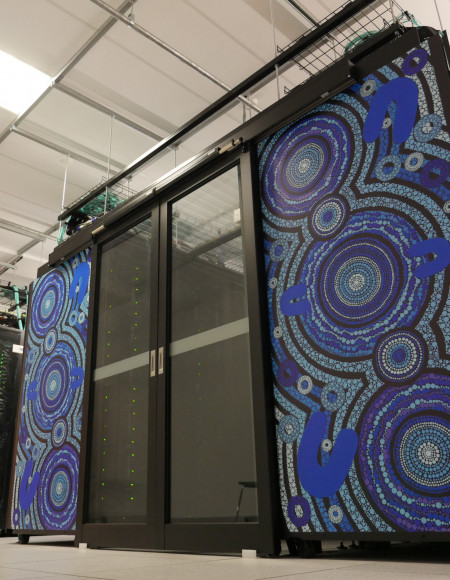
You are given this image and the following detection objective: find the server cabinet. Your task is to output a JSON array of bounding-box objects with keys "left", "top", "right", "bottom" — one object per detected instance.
[
  {"left": 258, "top": 33, "right": 450, "bottom": 551},
  {"left": 0, "top": 326, "right": 23, "bottom": 532}
]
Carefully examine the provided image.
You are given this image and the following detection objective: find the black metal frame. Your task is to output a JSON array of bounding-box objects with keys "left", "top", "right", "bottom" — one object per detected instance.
[
  {"left": 77, "top": 147, "right": 279, "bottom": 554},
  {"left": 155, "top": 148, "right": 279, "bottom": 555},
  {"left": 78, "top": 203, "right": 162, "bottom": 550}
]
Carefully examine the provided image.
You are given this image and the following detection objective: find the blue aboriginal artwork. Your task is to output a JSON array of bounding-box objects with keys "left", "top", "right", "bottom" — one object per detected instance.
[
  {"left": 10, "top": 250, "right": 91, "bottom": 532},
  {"left": 259, "top": 36, "right": 450, "bottom": 535}
]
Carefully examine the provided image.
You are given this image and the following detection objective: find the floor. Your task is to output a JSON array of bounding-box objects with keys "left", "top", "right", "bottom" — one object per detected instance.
[{"left": 1, "top": 535, "right": 450, "bottom": 580}]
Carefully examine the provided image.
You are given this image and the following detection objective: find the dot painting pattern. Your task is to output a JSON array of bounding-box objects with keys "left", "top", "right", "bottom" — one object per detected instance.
[
  {"left": 10, "top": 250, "right": 91, "bottom": 531},
  {"left": 259, "top": 37, "right": 450, "bottom": 536}
]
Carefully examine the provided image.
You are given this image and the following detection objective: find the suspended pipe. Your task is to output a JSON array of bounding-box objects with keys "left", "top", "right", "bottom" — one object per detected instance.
[{"left": 90, "top": 0, "right": 261, "bottom": 114}]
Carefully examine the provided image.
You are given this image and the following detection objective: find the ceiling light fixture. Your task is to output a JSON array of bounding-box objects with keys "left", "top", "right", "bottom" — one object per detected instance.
[{"left": 0, "top": 50, "right": 50, "bottom": 115}]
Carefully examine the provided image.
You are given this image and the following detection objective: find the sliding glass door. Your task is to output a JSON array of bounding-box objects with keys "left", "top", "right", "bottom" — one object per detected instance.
[
  {"left": 168, "top": 166, "right": 258, "bottom": 525},
  {"left": 83, "top": 213, "right": 160, "bottom": 549},
  {"left": 82, "top": 153, "right": 277, "bottom": 554}
]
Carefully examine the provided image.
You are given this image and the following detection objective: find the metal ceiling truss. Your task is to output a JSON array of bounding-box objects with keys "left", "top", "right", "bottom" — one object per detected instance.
[
  {"left": 0, "top": 0, "right": 136, "bottom": 277},
  {"left": 59, "top": 0, "right": 397, "bottom": 222}
]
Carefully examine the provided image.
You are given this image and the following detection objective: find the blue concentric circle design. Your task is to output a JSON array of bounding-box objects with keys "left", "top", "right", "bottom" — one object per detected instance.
[
  {"left": 260, "top": 114, "right": 353, "bottom": 219},
  {"left": 328, "top": 505, "right": 343, "bottom": 524},
  {"left": 321, "top": 383, "right": 345, "bottom": 411},
  {"left": 309, "top": 195, "right": 349, "bottom": 239},
  {"left": 32, "top": 271, "right": 67, "bottom": 336},
  {"left": 278, "top": 415, "right": 301, "bottom": 443},
  {"left": 374, "top": 329, "right": 427, "bottom": 384},
  {"left": 414, "top": 114, "right": 442, "bottom": 143},
  {"left": 43, "top": 328, "right": 57, "bottom": 355},
  {"left": 375, "top": 155, "right": 401, "bottom": 181},
  {"left": 402, "top": 48, "right": 429, "bottom": 75},
  {"left": 358, "top": 375, "right": 450, "bottom": 532},
  {"left": 288, "top": 496, "right": 311, "bottom": 527},
  {"left": 405, "top": 152, "right": 424, "bottom": 172},
  {"left": 51, "top": 418, "right": 68, "bottom": 448},
  {"left": 298, "top": 212, "right": 428, "bottom": 358},
  {"left": 38, "top": 445, "right": 78, "bottom": 530},
  {"left": 420, "top": 158, "right": 450, "bottom": 189}
]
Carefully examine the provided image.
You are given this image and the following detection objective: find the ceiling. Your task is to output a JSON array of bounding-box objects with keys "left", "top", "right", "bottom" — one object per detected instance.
[{"left": 0, "top": 0, "right": 448, "bottom": 315}]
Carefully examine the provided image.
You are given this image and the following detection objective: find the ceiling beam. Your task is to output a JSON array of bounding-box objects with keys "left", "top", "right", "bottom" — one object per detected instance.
[
  {"left": 90, "top": 0, "right": 262, "bottom": 114},
  {"left": 11, "top": 126, "right": 124, "bottom": 173},
  {"left": 0, "top": 0, "right": 137, "bottom": 146},
  {"left": 54, "top": 84, "right": 165, "bottom": 143},
  {"left": 0, "top": 218, "right": 58, "bottom": 242},
  {"left": 0, "top": 223, "right": 59, "bottom": 278}
]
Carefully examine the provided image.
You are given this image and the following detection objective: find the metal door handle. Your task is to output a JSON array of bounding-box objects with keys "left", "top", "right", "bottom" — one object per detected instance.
[
  {"left": 150, "top": 350, "right": 156, "bottom": 377},
  {"left": 158, "top": 347, "right": 164, "bottom": 375}
]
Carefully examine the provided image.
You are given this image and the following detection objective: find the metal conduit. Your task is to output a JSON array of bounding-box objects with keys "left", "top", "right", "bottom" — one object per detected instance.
[{"left": 90, "top": 0, "right": 262, "bottom": 114}]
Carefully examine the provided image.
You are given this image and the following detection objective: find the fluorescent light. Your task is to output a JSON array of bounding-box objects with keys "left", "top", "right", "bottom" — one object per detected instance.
[{"left": 0, "top": 50, "right": 50, "bottom": 115}]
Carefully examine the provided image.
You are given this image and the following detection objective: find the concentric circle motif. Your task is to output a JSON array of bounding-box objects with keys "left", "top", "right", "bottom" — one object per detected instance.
[
  {"left": 38, "top": 445, "right": 78, "bottom": 530},
  {"left": 32, "top": 271, "right": 66, "bottom": 336},
  {"left": 401, "top": 48, "right": 429, "bottom": 75},
  {"left": 40, "top": 358, "right": 69, "bottom": 414},
  {"left": 321, "top": 383, "right": 345, "bottom": 411},
  {"left": 278, "top": 415, "right": 301, "bottom": 444},
  {"left": 43, "top": 328, "right": 57, "bottom": 355},
  {"left": 328, "top": 505, "right": 343, "bottom": 524},
  {"left": 320, "top": 237, "right": 399, "bottom": 326},
  {"left": 414, "top": 114, "right": 442, "bottom": 143},
  {"left": 269, "top": 277, "right": 278, "bottom": 289},
  {"left": 50, "top": 469, "right": 70, "bottom": 509},
  {"left": 12, "top": 508, "right": 20, "bottom": 527},
  {"left": 405, "top": 152, "right": 424, "bottom": 172},
  {"left": 444, "top": 200, "right": 450, "bottom": 214},
  {"left": 297, "top": 375, "right": 313, "bottom": 395},
  {"left": 261, "top": 114, "right": 352, "bottom": 218},
  {"left": 273, "top": 326, "right": 283, "bottom": 339},
  {"left": 374, "top": 329, "right": 427, "bottom": 384},
  {"left": 375, "top": 155, "right": 401, "bottom": 181},
  {"left": 78, "top": 312, "right": 85, "bottom": 324},
  {"left": 359, "top": 78, "right": 377, "bottom": 97},
  {"left": 269, "top": 239, "right": 290, "bottom": 262},
  {"left": 358, "top": 374, "right": 450, "bottom": 532},
  {"left": 288, "top": 496, "right": 311, "bottom": 527},
  {"left": 51, "top": 418, "right": 68, "bottom": 448},
  {"left": 309, "top": 195, "right": 349, "bottom": 239},
  {"left": 382, "top": 117, "right": 392, "bottom": 129},
  {"left": 321, "top": 438, "right": 333, "bottom": 452},
  {"left": 399, "top": 422, "right": 450, "bottom": 488},
  {"left": 69, "top": 311, "right": 78, "bottom": 326},
  {"left": 420, "top": 158, "right": 450, "bottom": 189},
  {"left": 277, "top": 359, "right": 299, "bottom": 387},
  {"left": 298, "top": 212, "right": 428, "bottom": 358}
]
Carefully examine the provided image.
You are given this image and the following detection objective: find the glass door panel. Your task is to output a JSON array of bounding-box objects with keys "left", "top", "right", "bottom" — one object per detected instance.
[
  {"left": 88, "top": 217, "right": 152, "bottom": 524},
  {"left": 169, "top": 167, "right": 258, "bottom": 523}
]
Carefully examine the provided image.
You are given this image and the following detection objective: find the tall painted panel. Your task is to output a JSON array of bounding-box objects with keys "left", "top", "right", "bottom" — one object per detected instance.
[
  {"left": 259, "top": 37, "right": 450, "bottom": 536},
  {"left": 9, "top": 250, "right": 91, "bottom": 532}
]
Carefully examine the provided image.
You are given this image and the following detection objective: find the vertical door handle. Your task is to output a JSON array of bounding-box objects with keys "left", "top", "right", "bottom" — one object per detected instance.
[
  {"left": 150, "top": 349, "right": 156, "bottom": 377},
  {"left": 158, "top": 347, "right": 164, "bottom": 375}
]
